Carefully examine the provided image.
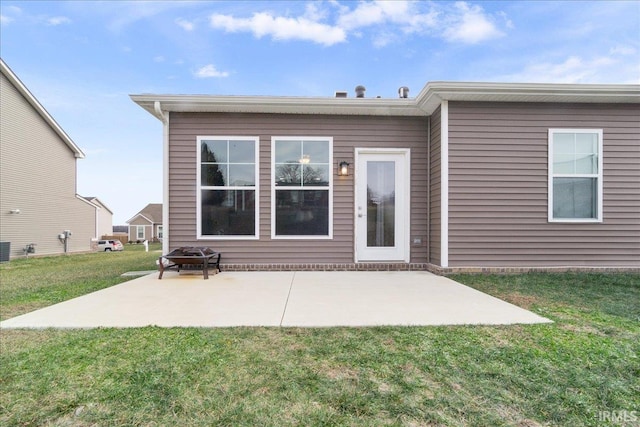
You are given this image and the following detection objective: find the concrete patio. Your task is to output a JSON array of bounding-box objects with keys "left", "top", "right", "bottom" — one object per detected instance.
[{"left": 0, "top": 271, "right": 551, "bottom": 328}]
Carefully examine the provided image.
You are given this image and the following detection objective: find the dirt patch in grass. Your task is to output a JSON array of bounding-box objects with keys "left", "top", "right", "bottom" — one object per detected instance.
[
  {"left": 320, "top": 363, "right": 359, "bottom": 381},
  {"left": 500, "top": 292, "right": 541, "bottom": 310}
]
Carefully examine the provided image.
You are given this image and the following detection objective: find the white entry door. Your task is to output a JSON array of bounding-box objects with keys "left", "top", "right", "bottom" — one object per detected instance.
[{"left": 355, "top": 149, "right": 410, "bottom": 262}]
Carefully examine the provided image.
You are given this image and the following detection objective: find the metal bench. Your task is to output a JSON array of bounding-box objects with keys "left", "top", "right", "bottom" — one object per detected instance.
[{"left": 158, "top": 247, "right": 221, "bottom": 280}]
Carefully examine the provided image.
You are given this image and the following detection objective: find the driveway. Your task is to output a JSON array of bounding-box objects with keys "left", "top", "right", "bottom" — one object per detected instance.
[{"left": 0, "top": 271, "right": 551, "bottom": 328}]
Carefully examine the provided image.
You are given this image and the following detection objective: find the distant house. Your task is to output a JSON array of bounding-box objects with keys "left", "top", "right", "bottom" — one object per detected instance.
[
  {"left": 82, "top": 197, "right": 114, "bottom": 238},
  {"left": 126, "top": 203, "right": 163, "bottom": 242},
  {"left": 0, "top": 59, "right": 105, "bottom": 258},
  {"left": 132, "top": 81, "right": 640, "bottom": 272}
]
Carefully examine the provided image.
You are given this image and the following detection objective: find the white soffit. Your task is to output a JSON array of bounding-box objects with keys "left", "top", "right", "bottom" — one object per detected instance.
[
  {"left": 130, "top": 94, "right": 420, "bottom": 119},
  {"left": 131, "top": 81, "right": 640, "bottom": 119}
]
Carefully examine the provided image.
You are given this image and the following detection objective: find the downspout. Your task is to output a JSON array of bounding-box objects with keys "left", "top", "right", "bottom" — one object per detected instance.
[{"left": 154, "top": 101, "right": 170, "bottom": 256}]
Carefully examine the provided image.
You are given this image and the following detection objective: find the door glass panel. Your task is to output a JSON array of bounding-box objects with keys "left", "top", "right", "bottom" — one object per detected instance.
[{"left": 367, "top": 161, "right": 395, "bottom": 247}]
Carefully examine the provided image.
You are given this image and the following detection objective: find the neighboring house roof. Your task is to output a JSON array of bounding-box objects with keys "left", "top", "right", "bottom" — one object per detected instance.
[
  {"left": 82, "top": 196, "right": 114, "bottom": 215},
  {"left": 0, "top": 58, "right": 85, "bottom": 158},
  {"left": 126, "top": 203, "right": 162, "bottom": 224},
  {"left": 131, "top": 81, "right": 640, "bottom": 119}
]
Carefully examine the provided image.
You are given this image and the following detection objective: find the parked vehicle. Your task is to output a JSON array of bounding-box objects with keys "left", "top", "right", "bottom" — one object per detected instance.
[{"left": 97, "top": 240, "right": 123, "bottom": 252}]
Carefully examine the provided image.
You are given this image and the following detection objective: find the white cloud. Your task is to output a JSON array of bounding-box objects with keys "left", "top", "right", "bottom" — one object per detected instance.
[
  {"left": 1, "top": 5, "right": 22, "bottom": 24},
  {"left": 47, "top": 16, "right": 72, "bottom": 26},
  {"left": 154, "top": 56, "right": 165, "bottom": 63},
  {"left": 500, "top": 55, "right": 639, "bottom": 84},
  {"left": 176, "top": 18, "right": 194, "bottom": 31},
  {"left": 203, "top": 1, "right": 507, "bottom": 48},
  {"left": 209, "top": 12, "right": 346, "bottom": 46},
  {"left": 194, "top": 64, "right": 229, "bottom": 78},
  {"left": 372, "top": 31, "right": 399, "bottom": 48},
  {"left": 337, "top": 0, "right": 437, "bottom": 34},
  {"left": 442, "top": 2, "right": 504, "bottom": 44},
  {"left": 304, "top": 3, "right": 327, "bottom": 22},
  {"left": 610, "top": 45, "right": 637, "bottom": 56}
]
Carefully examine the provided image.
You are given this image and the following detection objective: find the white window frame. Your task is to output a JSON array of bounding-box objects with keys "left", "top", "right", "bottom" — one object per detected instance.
[
  {"left": 197, "top": 136, "right": 260, "bottom": 240},
  {"left": 271, "top": 136, "right": 333, "bottom": 239},
  {"left": 548, "top": 128, "right": 603, "bottom": 223},
  {"left": 157, "top": 225, "right": 163, "bottom": 240},
  {"left": 136, "top": 225, "right": 145, "bottom": 240}
]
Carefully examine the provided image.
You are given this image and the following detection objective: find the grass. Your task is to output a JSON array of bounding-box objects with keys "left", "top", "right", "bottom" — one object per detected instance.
[
  {"left": 0, "top": 243, "right": 162, "bottom": 321},
  {"left": 1, "top": 252, "right": 638, "bottom": 426}
]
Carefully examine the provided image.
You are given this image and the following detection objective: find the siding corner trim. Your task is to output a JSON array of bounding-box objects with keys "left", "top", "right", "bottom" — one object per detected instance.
[{"left": 440, "top": 101, "right": 449, "bottom": 268}]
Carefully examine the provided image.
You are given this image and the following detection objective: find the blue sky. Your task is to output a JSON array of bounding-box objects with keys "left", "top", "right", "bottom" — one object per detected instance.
[{"left": 1, "top": 0, "right": 638, "bottom": 224}]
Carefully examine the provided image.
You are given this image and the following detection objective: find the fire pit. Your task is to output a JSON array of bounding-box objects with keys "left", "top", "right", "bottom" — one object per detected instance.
[{"left": 158, "top": 247, "right": 221, "bottom": 279}]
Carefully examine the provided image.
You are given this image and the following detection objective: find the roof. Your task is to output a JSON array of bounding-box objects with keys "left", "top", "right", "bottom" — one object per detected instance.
[
  {"left": 131, "top": 81, "right": 640, "bottom": 119},
  {"left": 126, "top": 203, "right": 162, "bottom": 224},
  {"left": 0, "top": 58, "right": 85, "bottom": 158},
  {"left": 82, "top": 196, "right": 114, "bottom": 215}
]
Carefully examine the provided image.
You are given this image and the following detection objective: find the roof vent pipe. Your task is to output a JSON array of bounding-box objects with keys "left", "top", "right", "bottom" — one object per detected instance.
[
  {"left": 355, "top": 85, "right": 366, "bottom": 98},
  {"left": 398, "top": 86, "right": 409, "bottom": 98}
]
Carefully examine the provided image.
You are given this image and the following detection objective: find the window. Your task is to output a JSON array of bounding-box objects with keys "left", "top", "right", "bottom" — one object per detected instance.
[
  {"left": 136, "top": 226, "right": 145, "bottom": 240},
  {"left": 157, "top": 226, "right": 163, "bottom": 240},
  {"left": 197, "top": 137, "right": 259, "bottom": 238},
  {"left": 272, "top": 137, "right": 332, "bottom": 238},
  {"left": 548, "top": 129, "right": 603, "bottom": 222}
]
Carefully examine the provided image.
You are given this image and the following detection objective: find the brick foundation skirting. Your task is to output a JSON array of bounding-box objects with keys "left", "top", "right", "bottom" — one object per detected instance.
[
  {"left": 221, "top": 263, "right": 430, "bottom": 272},
  {"left": 425, "top": 264, "right": 640, "bottom": 275},
  {"left": 219, "top": 263, "right": 639, "bottom": 275}
]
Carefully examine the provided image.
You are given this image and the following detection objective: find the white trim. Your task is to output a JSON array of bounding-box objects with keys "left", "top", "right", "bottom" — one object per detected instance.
[
  {"left": 136, "top": 225, "right": 145, "bottom": 240},
  {"left": 196, "top": 136, "right": 260, "bottom": 240},
  {"left": 548, "top": 128, "right": 603, "bottom": 223},
  {"left": 271, "top": 137, "right": 333, "bottom": 240},
  {"left": 354, "top": 148, "right": 411, "bottom": 263},
  {"left": 126, "top": 213, "right": 154, "bottom": 225},
  {"left": 162, "top": 110, "right": 170, "bottom": 254},
  {"left": 440, "top": 101, "right": 449, "bottom": 268}
]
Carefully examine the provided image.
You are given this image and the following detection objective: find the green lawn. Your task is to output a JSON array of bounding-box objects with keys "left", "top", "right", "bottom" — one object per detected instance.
[{"left": 1, "top": 250, "right": 638, "bottom": 426}]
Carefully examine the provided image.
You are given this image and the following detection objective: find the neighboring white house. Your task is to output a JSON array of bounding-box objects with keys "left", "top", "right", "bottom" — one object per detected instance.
[
  {"left": 83, "top": 197, "right": 114, "bottom": 238},
  {"left": 0, "top": 59, "right": 107, "bottom": 258}
]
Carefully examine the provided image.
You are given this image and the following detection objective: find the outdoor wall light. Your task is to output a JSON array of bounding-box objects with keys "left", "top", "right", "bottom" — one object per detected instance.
[
  {"left": 9, "top": 209, "right": 20, "bottom": 214},
  {"left": 338, "top": 161, "right": 350, "bottom": 176}
]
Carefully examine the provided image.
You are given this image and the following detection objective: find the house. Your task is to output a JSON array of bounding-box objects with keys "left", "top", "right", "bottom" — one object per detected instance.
[
  {"left": 131, "top": 82, "right": 640, "bottom": 272},
  {"left": 0, "top": 59, "right": 105, "bottom": 258},
  {"left": 82, "top": 197, "right": 114, "bottom": 239},
  {"left": 126, "top": 203, "right": 163, "bottom": 243}
]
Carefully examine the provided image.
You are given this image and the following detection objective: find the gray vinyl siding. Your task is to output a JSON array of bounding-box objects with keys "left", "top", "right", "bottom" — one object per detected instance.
[
  {"left": 428, "top": 106, "right": 442, "bottom": 266},
  {"left": 168, "top": 112, "right": 429, "bottom": 264},
  {"left": 447, "top": 101, "right": 640, "bottom": 267},
  {"left": 0, "top": 73, "right": 96, "bottom": 258}
]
